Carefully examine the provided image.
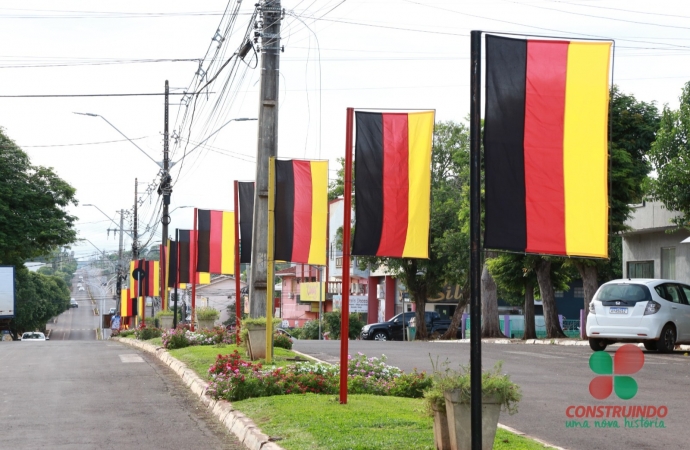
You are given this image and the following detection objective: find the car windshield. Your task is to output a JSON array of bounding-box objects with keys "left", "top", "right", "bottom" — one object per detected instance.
[{"left": 596, "top": 284, "right": 651, "bottom": 303}]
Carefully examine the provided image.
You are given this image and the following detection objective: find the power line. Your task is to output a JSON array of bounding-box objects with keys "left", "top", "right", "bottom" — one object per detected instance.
[
  {"left": 21, "top": 136, "right": 147, "bottom": 148},
  {"left": 0, "top": 92, "right": 190, "bottom": 98}
]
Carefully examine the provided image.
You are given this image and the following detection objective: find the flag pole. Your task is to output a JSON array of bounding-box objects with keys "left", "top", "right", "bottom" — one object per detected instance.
[
  {"left": 234, "top": 180, "right": 242, "bottom": 345},
  {"left": 340, "top": 107, "right": 354, "bottom": 404},
  {"left": 266, "top": 157, "right": 276, "bottom": 363},
  {"left": 192, "top": 208, "right": 198, "bottom": 332},
  {"left": 469, "top": 29, "right": 483, "bottom": 450}
]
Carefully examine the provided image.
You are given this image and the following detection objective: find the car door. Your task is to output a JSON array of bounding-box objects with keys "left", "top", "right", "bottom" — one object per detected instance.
[
  {"left": 676, "top": 284, "right": 690, "bottom": 342},
  {"left": 389, "top": 316, "right": 404, "bottom": 340}
]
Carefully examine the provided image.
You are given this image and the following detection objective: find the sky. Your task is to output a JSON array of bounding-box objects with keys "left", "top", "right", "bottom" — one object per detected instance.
[{"left": 1, "top": 0, "right": 689, "bottom": 264}]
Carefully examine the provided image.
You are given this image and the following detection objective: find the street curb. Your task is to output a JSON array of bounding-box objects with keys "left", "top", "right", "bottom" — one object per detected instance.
[
  {"left": 497, "top": 423, "right": 567, "bottom": 450},
  {"left": 429, "top": 337, "right": 690, "bottom": 351},
  {"left": 112, "top": 337, "right": 284, "bottom": 450}
]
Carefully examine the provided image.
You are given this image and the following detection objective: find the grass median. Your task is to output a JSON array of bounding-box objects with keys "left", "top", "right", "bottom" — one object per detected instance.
[{"left": 139, "top": 340, "right": 553, "bottom": 449}]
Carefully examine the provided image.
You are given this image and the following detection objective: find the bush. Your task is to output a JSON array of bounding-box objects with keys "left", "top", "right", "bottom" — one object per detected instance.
[
  {"left": 288, "top": 327, "right": 303, "bottom": 339},
  {"left": 323, "top": 311, "right": 365, "bottom": 339},
  {"left": 162, "top": 325, "right": 236, "bottom": 349},
  {"left": 196, "top": 306, "right": 220, "bottom": 321},
  {"left": 134, "top": 326, "right": 162, "bottom": 340},
  {"left": 300, "top": 320, "right": 322, "bottom": 340},
  {"left": 274, "top": 332, "right": 293, "bottom": 350},
  {"left": 119, "top": 329, "right": 135, "bottom": 338}
]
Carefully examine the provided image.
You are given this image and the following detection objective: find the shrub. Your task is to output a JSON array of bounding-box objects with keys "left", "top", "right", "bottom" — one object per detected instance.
[
  {"left": 119, "top": 329, "right": 135, "bottom": 338},
  {"left": 162, "top": 325, "right": 236, "bottom": 349},
  {"left": 134, "top": 326, "right": 162, "bottom": 340},
  {"left": 155, "top": 309, "right": 174, "bottom": 317},
  {"left": 300, "top": 319, "right": 322, "bottom": 340},
  {"left": 273, "top": 332, "right": 293, "bottom": 350},
  {"left": 288, "top": 327, "right": 303, "bottom": 339},
  {"left": 196, "top": 306, "right": 220, "bottom": 321},
  {"left": 323, "top": 311, "right": 365, "bottom": 339}
]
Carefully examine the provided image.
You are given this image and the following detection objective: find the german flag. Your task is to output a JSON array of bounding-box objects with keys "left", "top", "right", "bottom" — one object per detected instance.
[
  {"left": 274, "top": 159, "right": 328, "bottom": 265},
  {"left": 352, "top": 110, "right": 435, "bottom": 258},
  {"left": 197, "top": 209, "right": 235, "bottom": 275},
  {"left": 178, "top": 230, "right": 211, "bottom": 285},
  {"left": 238, "top": 181, "right": 254, "bottom": 264},
  {"left": 129, "top": 259, "right": 160, "bottom": 298},
  {"left": 484, "top": 35, "right": 611, "bottom": 258},
  {"left": 120, "top": 287, "right": 131, "bottom": 317}
]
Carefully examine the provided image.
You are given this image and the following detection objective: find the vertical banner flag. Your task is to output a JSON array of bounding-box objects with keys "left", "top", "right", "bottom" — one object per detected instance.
[
  {"left": 178, "top": 230, "right": 211, "bottom": 285},
  {"left": 120, "top": 288, "right": 131, "bottom": 317},
  {"left": 274, "top": 159, "right": 328, "bottom": 265},
  {"left": 238, "top": 181, "right": 255, "bottom": 264},
  {"left": 196, "top": 209, "right": 235, "bottom": 274},
  {"left": 167, "top": 239, "right": 179, "bottom": 288},
  {"left": 352, "top": 110, "right": 435, "bottom": 258},
  {"left": 129, "top": 259, "right": 160, "bottom": 298},
  {"left": 484, "top": 35, "right": 611, "bottom": 258}
]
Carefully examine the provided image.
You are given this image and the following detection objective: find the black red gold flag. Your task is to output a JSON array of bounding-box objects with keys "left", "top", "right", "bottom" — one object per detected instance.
[
  {"left": 196, "top": 209, "right": 235, "bottom": 274},
  {"left": 238, "top": 181, "right": 254, "bottom": 264}
]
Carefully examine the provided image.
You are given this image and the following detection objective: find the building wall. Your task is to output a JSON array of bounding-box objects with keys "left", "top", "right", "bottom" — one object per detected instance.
[
  {"left": 622, "top": 229, "right": 690, "bottom": 283},
  {"left": 625, "top": 201, "right": 682, "bottom": 232}
]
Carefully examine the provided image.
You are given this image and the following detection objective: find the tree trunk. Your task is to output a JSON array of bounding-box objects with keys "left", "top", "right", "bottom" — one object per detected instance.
[
  {"left": 574, "top": 262, "right": 599, "bottom": 339},
  {"left": 441, "top": 293, "right": 469, "bottom": 340},
  {"left": 481, "top": 255, "right": 505, "bottom": 338},
  {"left": 414, "top": 291, "right": 428, "bottom": 340},
  {"left": 523, "top": 281, "right": 536, "bottom": 340},
  {"left": 535, "top": 259, "right": 566, "bottom": 338}
]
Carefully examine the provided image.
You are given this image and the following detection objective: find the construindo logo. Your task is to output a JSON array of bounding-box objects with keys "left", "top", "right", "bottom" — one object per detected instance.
[{"left": 589, "top": 344, "right": 644, "bottom": 400}]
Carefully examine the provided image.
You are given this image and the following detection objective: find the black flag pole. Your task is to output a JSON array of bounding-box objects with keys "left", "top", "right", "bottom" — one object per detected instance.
[{"left": 469, "top": 29, "right": 483, "bottom": 450}]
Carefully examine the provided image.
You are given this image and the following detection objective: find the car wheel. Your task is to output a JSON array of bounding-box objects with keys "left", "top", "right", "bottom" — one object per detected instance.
[
  {"left": 643, "top": 341, "right": 658, "bottom": 351},
  {"left": 657, "top": 325, "right": 676, "bottom": 353},
  {"left": 589, "top": 338, "right": 608, "bottom": 351},
  {"left": 372, "top": 331, "right": 388, "bottom": 341}
]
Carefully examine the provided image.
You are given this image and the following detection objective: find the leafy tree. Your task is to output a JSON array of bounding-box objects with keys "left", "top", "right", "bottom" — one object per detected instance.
[
  {"left": 9, "top": 268, "right": 70, "bottom": 338},
  {"left": 648, "top": 81, "right": 690, "bottom": 224},
  {"left": 0, "top": 128, "right": 78, "bottom": 266}
]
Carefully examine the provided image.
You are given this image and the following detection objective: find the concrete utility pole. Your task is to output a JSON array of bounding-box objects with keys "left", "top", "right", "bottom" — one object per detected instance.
[
  {"left": 159, "top": 80, "right": 172, "bottom": 303},
  {"left": 116, "top": 209, "right": 125, "bottom": 296},
  {"left": 249, "top": 0, "right": 282, "bottom": 318},
  {"left": 133, "top": 178, "right": 139, "bottom": 260}
]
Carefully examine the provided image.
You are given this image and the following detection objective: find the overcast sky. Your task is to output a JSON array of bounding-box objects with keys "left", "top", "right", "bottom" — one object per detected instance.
[{"left": 1, "top": 0, "right": 688, "bottom": 263}]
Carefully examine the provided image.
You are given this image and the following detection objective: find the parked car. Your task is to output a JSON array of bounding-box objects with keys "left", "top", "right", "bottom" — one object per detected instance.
[
  {"left": 70, "top": 299, "right": 78, "bottom": 308},
  {"left": 275, "top": 328, "right": 295, "bottom": 342},
  {"left": 108, "top": 308, "right": 116, "bottom": 315},
  {"left": 78, "top": 286, "right": 85, "bottom": 291},
  {"left": 21, "top": 332, "right": 48, "bottom": 341},
  {"left": 360, "top": 311, "right": 446, "bottom": 341},
  {"left": 586, "top": 278, "right": 690, "bottom": 352}
]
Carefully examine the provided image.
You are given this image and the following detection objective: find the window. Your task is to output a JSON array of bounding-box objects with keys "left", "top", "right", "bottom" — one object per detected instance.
[
  {"left": 573, "top": 287, "right": 584, "bottom": 298},
  {"left": 335, "top": 257, "right": 342, "bottom": 268},
  {"left": 627, "top": 261, "right": 654, "bottom": 279},
  {"left": 661, "top": 248, "right": 676, "bottom": 280},
  {"left": 554, "top": 290, "right": 564, "bottom": 298}
]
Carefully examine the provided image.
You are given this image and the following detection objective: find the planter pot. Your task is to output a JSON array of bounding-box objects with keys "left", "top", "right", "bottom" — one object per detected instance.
[
  {"left": 246, "top": 324, "right": 267, "bottom": 360},
  {"left": 432, "top": 403, "right": 451, "bottom": 450},
  {"left": 443, "top": 390, "right": 501, "bottom": 450},
  {"left": 159, "top": 316, "right": 174, "bottom": 330},
  {"left": 197, "top": 319, "right": 216, "bottom": 330}
]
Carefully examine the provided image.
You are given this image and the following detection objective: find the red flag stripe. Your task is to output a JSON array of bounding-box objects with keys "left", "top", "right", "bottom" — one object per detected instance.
[
  {"left": 291, "top": 160, "right": 313, "bottom": 263},
  {"left": 378, "top": 113, "right": 409, "bottom": 257},
  {"left": 524, "top": 40, "right": 568, "bottom": 255},
  {"left": 210, "top": 210, "right": 223, "bottom": 273}
]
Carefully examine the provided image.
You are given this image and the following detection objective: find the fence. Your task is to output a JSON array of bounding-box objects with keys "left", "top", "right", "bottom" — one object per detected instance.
[{"left": 462, "top": 315, "right": 582, "bottom": 339}]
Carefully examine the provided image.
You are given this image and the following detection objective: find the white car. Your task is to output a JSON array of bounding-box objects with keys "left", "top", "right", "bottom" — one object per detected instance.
[
  {"left": 21, "top": 332, "right": 48, "bottom": 341},
  {"left": 78, "top": 286, "right": 85, "bottom": 291},
  {"left": 586, "top": 279, "right": 690, "bottom": 353}
]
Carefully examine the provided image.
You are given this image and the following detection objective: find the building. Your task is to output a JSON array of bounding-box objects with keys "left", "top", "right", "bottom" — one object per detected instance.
[
  {"left": 193, "top": 275, "right": 246, "bottom": 326},
  {"left": 622, "top": 200, "right": 690, "bottom": 282}
]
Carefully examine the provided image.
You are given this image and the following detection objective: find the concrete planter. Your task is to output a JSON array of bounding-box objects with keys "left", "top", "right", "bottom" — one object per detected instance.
[
  {"left": 246, "top": 324, "right": 266, "bottom": 360},
  {"left": 432, "top": 403, "right": 451, "bottom": 450},
  {"left": 443, "top": 390, "right": 501, "bottom": 450},
  {"left": 197, "top": 319, "right": 216, "bottom": 330},
  {"left": 159, "top": 315, "right": 174, "bottom": 330}
]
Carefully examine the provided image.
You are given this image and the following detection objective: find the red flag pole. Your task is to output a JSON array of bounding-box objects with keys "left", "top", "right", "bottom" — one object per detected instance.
[
  {"left": 160, "top": 243, "right": 166, "bottom": 310},
  {"left": 191, "top": 208, "right": 198, "bottom": 332},
  {"left": 234, "top": 180, "right": 242, "bottom": 345},
  {"left": 340, "top": 107, "right": 354, "bottom": 404}
]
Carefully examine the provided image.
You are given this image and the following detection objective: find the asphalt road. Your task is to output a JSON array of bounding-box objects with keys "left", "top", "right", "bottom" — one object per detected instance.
[
  {"left": 0, "top": 339, "right": 244, "bottom": 450},
  {"left": 294, "top": 339, "right": 690, "bottom": 450}
]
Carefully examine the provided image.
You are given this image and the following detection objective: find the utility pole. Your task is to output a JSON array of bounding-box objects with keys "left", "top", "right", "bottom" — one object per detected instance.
[
  {"left": 159, "top": 80, "right": 172, "bottom": 305},
  {"left": 133, "top": 178, "right": 139, "bottom": 260},
  {"left": 249, "top": 0, "right": 282, "bottom": 318},
  {"left": 116, "top": 209, "right": 125, "bottom": 297}
]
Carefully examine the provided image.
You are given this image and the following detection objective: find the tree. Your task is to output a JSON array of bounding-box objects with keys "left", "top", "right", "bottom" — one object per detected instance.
[
  {"left": 0, "top": 128, "right": 78, "bottom": 266},
  {"left": 10, "top": 268, "right": 70, "bottom": 338},
  {"left": 572, "top": 86, "right": 659, "bottom": 335},
  {"left": 648, "top": 81, "right": 690, "bottom": 225}
]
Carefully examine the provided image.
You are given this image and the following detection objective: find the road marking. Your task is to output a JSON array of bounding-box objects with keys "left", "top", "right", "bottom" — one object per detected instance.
[
  {"left": 119, "top": 354, "right": 144, "bottom": 363},
  {"left": 504, "top": 350, "right": 564, "bottom": 359}
]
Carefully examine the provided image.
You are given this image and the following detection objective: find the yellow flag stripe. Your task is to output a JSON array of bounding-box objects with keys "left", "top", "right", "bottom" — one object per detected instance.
[
  {"left": 402, "top": 111, "right": 434, "bottom": 258},
  {"left": 563, "top": 42, "right": 610, "bottom": 258},
  {"left": 221, "top": 211, "right": 235, "bottom": 274},
  {"left": 308, "top": 161, "right": 328, "bottom": 265}
]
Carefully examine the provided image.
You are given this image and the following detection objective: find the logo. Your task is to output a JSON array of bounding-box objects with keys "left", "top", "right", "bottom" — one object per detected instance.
[
  {"left": 589, "top": 344, "right": 644, "bottom": 400},
  {"left": 616, "top": 301, "right": 621, "bottom": 305}
]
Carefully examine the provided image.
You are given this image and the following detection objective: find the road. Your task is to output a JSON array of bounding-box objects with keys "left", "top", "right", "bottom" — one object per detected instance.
[
  {"left": 294, "top": 339, "right": 690, "bottom": 450},
  {"left": 47, "top": 268, "right": 117, "bottom": 341},
  {"left": 0, "top": 339, "right": 244, "bottom": 450}
]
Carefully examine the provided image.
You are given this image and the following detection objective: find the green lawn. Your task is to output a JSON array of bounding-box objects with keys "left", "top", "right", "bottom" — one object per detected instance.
[{"left": 235, "top": 394, "right": 554, "bottom": 450}]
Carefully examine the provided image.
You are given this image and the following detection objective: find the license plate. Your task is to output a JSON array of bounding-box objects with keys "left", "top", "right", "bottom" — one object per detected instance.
[{"left": 609, "top": 307, "right": 628, "bottom": 314}]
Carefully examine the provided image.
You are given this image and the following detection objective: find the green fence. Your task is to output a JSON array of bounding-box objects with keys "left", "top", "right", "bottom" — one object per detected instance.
[{"left": 464, "top": 317, "right": 581, "bottom": 339}]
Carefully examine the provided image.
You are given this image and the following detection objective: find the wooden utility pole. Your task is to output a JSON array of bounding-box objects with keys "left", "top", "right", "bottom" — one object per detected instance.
[{"left": 249, "top": 0, "right": 282, "bottom": 318}]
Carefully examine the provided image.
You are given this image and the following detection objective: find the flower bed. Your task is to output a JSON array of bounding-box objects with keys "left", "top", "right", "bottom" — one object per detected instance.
[
  {"left": 162, "top": 325, "right": 236, "bottom": 349},
  {"left": 207, "top": 350, "right": 431, "bottom": 402}
]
